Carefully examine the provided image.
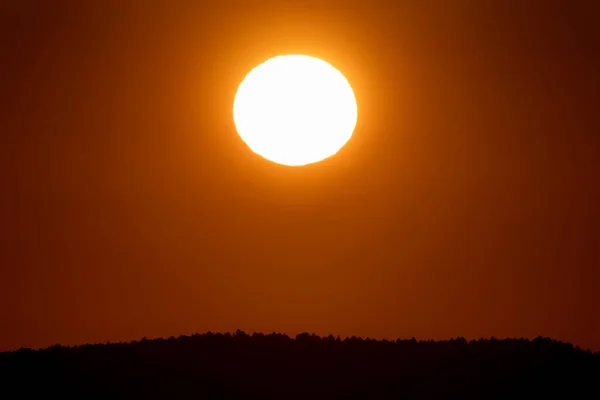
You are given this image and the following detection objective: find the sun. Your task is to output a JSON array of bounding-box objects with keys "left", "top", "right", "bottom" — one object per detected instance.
[{"left": 233, "top": 55, "right": 358, "bottom": 166}]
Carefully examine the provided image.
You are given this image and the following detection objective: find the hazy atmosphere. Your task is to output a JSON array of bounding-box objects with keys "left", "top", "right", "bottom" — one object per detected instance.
[{"left": 1, "top": 0, "right": 599, "bottom": 353}]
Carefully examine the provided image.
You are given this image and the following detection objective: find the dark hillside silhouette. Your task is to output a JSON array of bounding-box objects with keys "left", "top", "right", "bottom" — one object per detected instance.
[{"left": 1, "top": 332, "right": 599, "bottom": 399}]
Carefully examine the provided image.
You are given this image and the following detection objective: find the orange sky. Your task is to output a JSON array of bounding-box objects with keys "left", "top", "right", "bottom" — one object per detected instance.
[{"left": 1, "top": 0, "right": 599, "bottom": 352}]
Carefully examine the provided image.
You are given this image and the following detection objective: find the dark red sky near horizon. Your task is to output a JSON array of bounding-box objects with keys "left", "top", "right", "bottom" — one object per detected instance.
[{"left": 1, "top": 0, "right": 599, "bottom": 352}]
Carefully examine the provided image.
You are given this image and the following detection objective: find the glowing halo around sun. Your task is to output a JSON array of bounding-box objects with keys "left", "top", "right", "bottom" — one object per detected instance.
[{"left": 233, "top": 55, "right": 358, "bottom": 166}]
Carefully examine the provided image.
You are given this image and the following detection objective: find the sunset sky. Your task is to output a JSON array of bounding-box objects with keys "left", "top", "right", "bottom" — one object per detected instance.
[{"left": 1, "top": 0, "right": 599, "bottom": 352}]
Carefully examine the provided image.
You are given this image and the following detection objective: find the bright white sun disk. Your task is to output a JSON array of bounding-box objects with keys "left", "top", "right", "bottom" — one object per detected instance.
[{"left": 233, "top": 55, "right": 358, "bottom": 166}]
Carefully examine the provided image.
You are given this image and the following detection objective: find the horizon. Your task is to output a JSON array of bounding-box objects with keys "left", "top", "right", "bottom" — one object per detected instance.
[
  {"left": 4, "top": 328, "right": 598, "bottom": 398},
  {"left": 4, "top": 330, "right": 599, "bottom": 355}
]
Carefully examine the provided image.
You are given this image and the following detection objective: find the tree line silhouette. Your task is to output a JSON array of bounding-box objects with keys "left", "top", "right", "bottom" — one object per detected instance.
[{"left": 1, "top": 331, "right": 598, "bottom": 399}]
